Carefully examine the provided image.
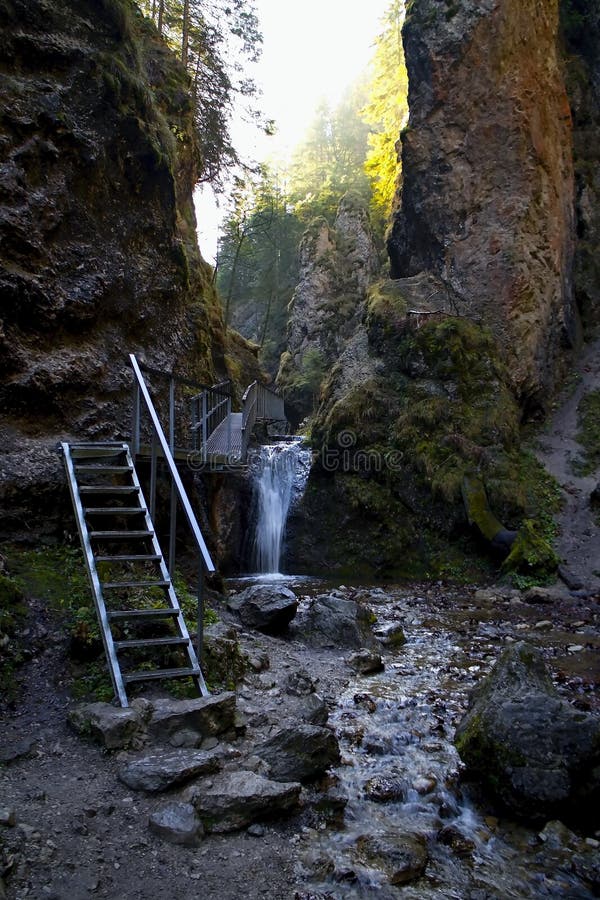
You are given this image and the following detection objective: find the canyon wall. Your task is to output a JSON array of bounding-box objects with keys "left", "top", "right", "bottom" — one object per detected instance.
[
  {"left": 388, "top": 0, "right": 577, "bottom": 411},
  {"left": 0, "top": 0, "right": 251, "bottom": 538}
]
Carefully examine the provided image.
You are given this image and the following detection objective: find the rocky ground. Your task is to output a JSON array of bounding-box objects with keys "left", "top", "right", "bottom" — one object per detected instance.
[
  {"left": 1, "top": 577, "right": 599, "bottom": 900},
  {"left": 535, "top": 335, "right": 600, "bottom": 592}
]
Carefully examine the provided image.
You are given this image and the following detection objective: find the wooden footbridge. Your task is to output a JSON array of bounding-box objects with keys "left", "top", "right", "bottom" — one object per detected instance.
[{"left": 61, "top": 355, "right": 286, "bottom": 707}]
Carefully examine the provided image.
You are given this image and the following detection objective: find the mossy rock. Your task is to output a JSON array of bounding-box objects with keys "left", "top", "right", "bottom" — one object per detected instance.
[{"left": 501, "top": 520, "right": 559, "bottom": 577}]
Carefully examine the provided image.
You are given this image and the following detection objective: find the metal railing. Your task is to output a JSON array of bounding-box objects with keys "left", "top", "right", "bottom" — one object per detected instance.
[
  {"left": 240, "top": 380, "right": 286, "bottom": 459},
  {"left": 129, "top": 354, "right": 215, "bottom": 664},
  {"left": 190, "top": 381, "right": 233, "bottom": 457}
]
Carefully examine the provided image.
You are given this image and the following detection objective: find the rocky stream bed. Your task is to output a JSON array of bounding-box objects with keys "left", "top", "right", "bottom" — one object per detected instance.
[{"left": 1, "top": 578, "right": 599, "bottom": 899}]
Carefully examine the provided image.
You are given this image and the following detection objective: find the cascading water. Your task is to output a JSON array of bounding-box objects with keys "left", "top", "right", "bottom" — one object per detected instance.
[{"left": 249, "top": 439, "right": 311, "bottom": 575}]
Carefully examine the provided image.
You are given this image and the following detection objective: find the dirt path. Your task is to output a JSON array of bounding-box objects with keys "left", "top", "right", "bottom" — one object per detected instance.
[{"left": 535, "top": 335, "right": 600, "bottom": 591}]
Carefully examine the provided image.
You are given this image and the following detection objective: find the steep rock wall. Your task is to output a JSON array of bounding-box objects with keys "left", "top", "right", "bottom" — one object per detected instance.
[
  {"left": 277, "top": 193, "right": 379, "bottom": 423},
  {"left": 0, "top": 0, "right": 242, "bottom": 537},
  {"left": 561, "top": 0, "right": 600, "bottom": 332},
  {"left": 388, "top": 0, "right": 577, "bottom": 409}
]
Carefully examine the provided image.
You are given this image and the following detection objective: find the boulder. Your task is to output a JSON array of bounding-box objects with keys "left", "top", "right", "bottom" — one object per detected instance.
[
  {"left": 186, "top": 771, "right": 301, "bottom": 832},
  {"left": 68, "top": 703, "right": 143, "bottom": 750},
  {"left": 227, "top": 585, "right": 298, "bottom": 634},
  {"left": 455, "top": 642, "right": 600, "bottom": 825},
  {"left": 148, "top": 802, "right": 204, "bottom": 847},
  {"left": 300, "top": 693, "right": 329, "bottom": 726},
  {"left": 284, "top": 668, "right": 316, "bottom": 696},
  {"left": 354, "top": 833, "right": 428, "bottom": 885},
  {"left": 147, "top": 693, "right": 236, "bottom": 743},
  {"left": 296, "top": 594, "right": 378, "bottom": 650},
  {"left": 372, "top": 621, "right": 406, "bottom": 649},
  {"left": 118, "top": 749, "right": 221, "bottom": 793},
  {"left": 345, "top": 649, "right": 384, "bottom": 675},
  {"left": 202, "top": 623, "right": 247, "bottom": 688},
  {"left": 257, "top": 724, "right": 340, "bottom": 783}
]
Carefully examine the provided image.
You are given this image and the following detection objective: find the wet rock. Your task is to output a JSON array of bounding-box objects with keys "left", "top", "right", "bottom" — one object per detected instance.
[
  {"left": 68, "top": 703, "right": 143, "bottom": 750},
  {"left": 438, "top": 824, "right": 475, "bottom": 858},
  {"left": 118, "top": 749, "right": 221, "bottom": 793},
  {"left": 362, "top": 733, "right": 394, "bottom": 756},
  {"left": 227, "top": 585, "right": 298, "bottom": 634},
  {"left": 353, "top": 693, "right": 377, "bottom": 713},
  {"left": 257, "top": 724, "right": 340, "bottom": 783},
  {"left": 413, "top": 775, "right": 437, "bottom": 795},
  {"left": 373, "top": 622, "right": 406, "bottom": 649},
  {"left": 295, "top": 594, "right": 378, "bottom": 650},
  {"left": 363, "top": 774, "right": 406, "bottom": 803},
  {"left": 345, "top": 648, "right": 384, "bottom": 675},
  {"left": 455, "top": 642, "right": 600, "bottom": 826},
  {"left": 285, "top": 669, "right": 316, "bottom": 696},
  {"left": 148, "top": 802, "right": 204, "bottom": 847},
  {"left": 354, "top": 833, "right": 428, "bottom": 885},
  {"left": 186, "top": 771, "right": 301, "bottom": 832},
  {"left": 147, "top": 693, "right": 236, "bottom": 743}
]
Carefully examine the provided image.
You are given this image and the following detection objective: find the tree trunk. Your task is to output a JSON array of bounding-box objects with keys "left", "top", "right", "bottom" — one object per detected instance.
[
  {"left": 182, "top": 0, "right": 190, "bottom": 67},
  {"left": 157, "top": 0, "right": 164, "bottom": 35},
  {"left": 224, "top": 231, "right": 246, "bottom": 327}
]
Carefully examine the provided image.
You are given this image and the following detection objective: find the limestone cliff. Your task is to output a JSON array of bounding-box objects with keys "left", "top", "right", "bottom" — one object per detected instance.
[
  {"left": 0, "top": 0, "right": 249, "bottom": 537},
  {"left": 388, "top": 0, "right": 577, "bottom": 411},
  {"left": 285, "top": 0, "right": 585, "bottom": 578},
  {"left": 276, "top": 193, "right": 380, "bottom": 423}
]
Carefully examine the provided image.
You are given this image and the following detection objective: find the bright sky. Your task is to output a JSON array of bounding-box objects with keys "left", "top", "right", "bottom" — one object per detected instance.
[{"left": 196, "top": 0, "right": 391, "bottom": 264}]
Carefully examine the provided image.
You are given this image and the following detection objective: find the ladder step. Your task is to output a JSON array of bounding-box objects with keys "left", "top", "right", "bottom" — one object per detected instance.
[
  {"left": 108, "top": 608, "right": 180, "bottom": 621},
  {"left": 95, "top": 554, "right": 162, "bottom": 563},
  {"left": 89, "top": 530, "right": 153, "bottom": 539},
  {"left": 70, "top": 445, "right": 128, "bottom": 459},
  {"left": 114, "top": 636, "right": 189, "bottom": 650},
  {"left": 123, "top": 666, "right": 201, "bottom": 685},
  {"left": 75, "top": 465, "right": 132, "bottom": 473},
  {"left": 79, "top": 486, "right": 140, "bottom": 495},
  {"left": 85, "top": 507, "right": 145, "bottom": 516},
  {"left": 102, "top": 580, "right": 170, "bottom": 590}
]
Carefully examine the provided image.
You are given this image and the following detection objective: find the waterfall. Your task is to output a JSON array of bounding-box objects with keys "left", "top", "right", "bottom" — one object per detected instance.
[{"left": 250, "top": 439, "right": 311, "bottom": 575}]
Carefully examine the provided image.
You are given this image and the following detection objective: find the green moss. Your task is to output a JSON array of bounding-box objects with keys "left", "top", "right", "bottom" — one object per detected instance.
[
  {"left": 501, "top": 519, "right": 559, "bottom": 577},
  {"left": 573, "top": 389, "right": 600, "bottom": 476},
  {"left": 461, "top": 475, "right": 506, "bottom": 542}
]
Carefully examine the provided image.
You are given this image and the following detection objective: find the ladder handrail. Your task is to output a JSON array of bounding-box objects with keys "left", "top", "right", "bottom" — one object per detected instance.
[{"left": 130, "top": 354, "right": 215, "bottom": 574}]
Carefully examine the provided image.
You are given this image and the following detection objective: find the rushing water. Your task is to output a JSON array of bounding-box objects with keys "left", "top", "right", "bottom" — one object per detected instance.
[
  {"left": 296, "top": 587, "right": 598, "bottom": 899},
  {"left": 249, "top": 439, "right": 311, "bottom": 574}
]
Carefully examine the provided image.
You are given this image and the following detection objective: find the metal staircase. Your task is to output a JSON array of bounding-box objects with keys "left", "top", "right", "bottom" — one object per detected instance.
[{"left": 61, "top": 440, "right": 208, "bottom": 708}]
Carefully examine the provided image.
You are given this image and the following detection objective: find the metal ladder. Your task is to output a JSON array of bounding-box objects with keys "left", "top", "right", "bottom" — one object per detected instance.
[{"left": 61, "top": 440, "right": 208, "bottom": 707}]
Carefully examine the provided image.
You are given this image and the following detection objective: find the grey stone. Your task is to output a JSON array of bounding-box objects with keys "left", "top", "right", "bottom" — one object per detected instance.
[
  {"left": 227, "top": 585, "right": 298, "bottom": 634},
  {"left": 68, "top": 703, "right": 143, "bottom": 750},
  {"left": 186, "top": 771, "right": 301, "bottom": 832},
  {"left": 296, "top": 594, "right": 378, "bottom": 650},
  {"left": 0, "top": 808, "right": 16, "bottom": 827},
  {"left": 148, "top": 802, "right": 204, "bottom": 847},
  {"left": 118, "top": 749, "right": 221, "bottom": 793},
  {"left": 285, "top": 668, "right": 315, "bottom": 696},
  {"left": 345, "top": 649, "right": 384, "bottom": 675},
  {"left": 558, "top": 565, "right": 586, "bottom": 591},
  {"left": 354, "top": 833, "right": 428, "bottom": 885},
  {"left": 257, "top": 724, "right": 340, "bottom": 783},
  {"left": 455, "top": 642, "right": 600, "bottom": 826},
  {"left": 147, "top": 693, "right": 236, "bottom": 742},
  {"left": 300, "top": 693, "right": 329, "bottom": 726}
]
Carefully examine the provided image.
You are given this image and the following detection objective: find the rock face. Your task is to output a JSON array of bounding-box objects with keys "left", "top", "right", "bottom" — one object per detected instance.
[
  {"left": 455, "top": 642, "right": 600, "bottom": 825},
  {"left": 562, "top": 0, "right": 600, "bottom": 332},
  {"left": 0, "top": 0, "right": 257, "bottom": 537},
  {"left": 277, "top": 192, "right": 380, "bottom": 423},
  {"left": 227, "top": 585, "right": 298, "bottom": 634},
  {"left": 388, "top": 0, "right": 577, "bottom": 407}
]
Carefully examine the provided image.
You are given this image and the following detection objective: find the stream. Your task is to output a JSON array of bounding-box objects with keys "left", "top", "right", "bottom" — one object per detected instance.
[{"left": 291, "top": 584, "right": 599, "bottom": 899}]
